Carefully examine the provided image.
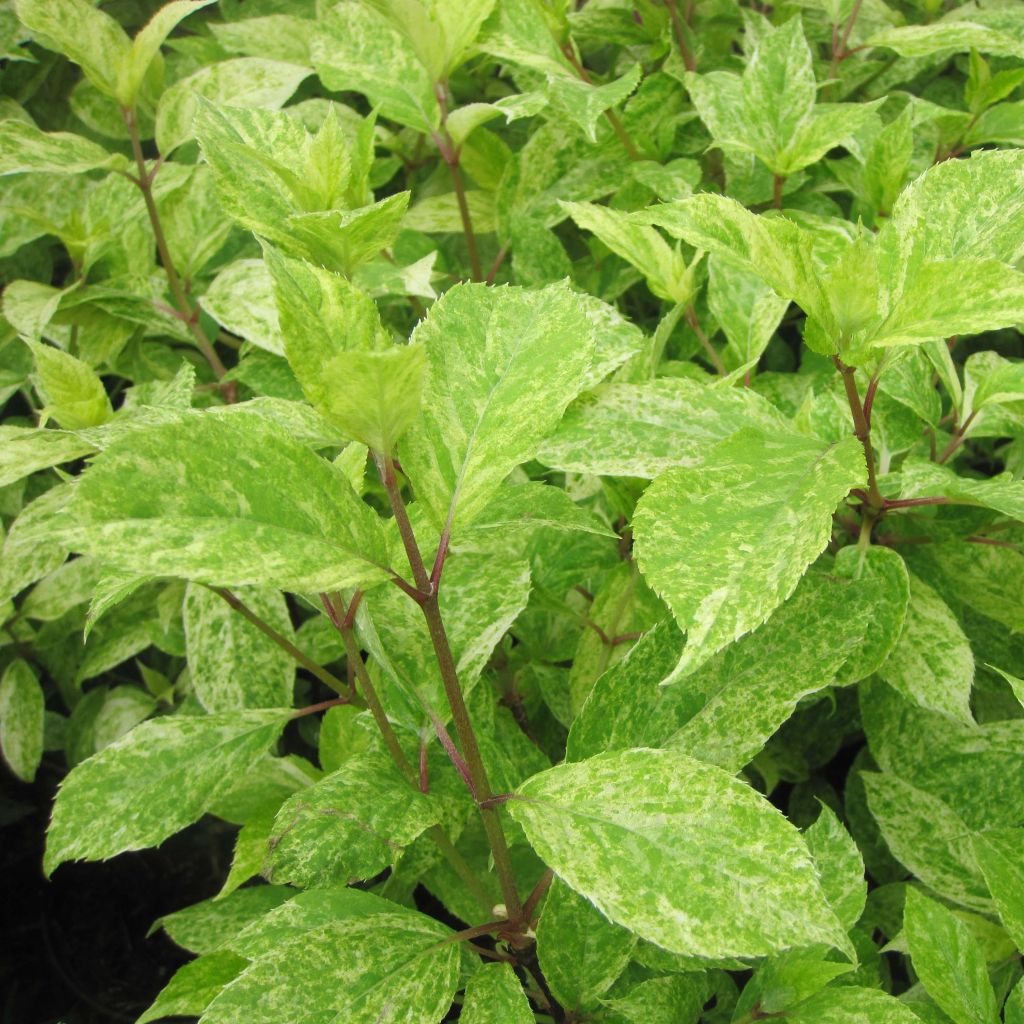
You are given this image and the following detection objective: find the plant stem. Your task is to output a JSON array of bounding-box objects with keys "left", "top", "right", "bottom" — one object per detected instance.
[
  {"left": 833, "top": 356, "right": 885, "bottom": 511},
  {"left": 937, "top": 410, "right": 978, "bottom": 464},
  {"left": 212, "top": 587, "right": 352, "bottom": 699},
  {"left": 772, "top": 173, "right": 785, "bottom": 210},
  {"left": 827, "top": 0, "right": 865, "bottom": 89},
  {"left": 485, "top": 245, "right": 509, "bottom": 285},
  {"left": 434, "top": 85, "right": 482, "bottom": 282},
  {"left": 291, "top": 696, "right": 350, "bottom": 718},
  {"left": 374, "top": 455, "right": 524, "bottom": 922},
  {"left": 664, "top": 0, "right": 696, "bottom": 71},
  {"left": 121, "top": 107, "right": 235, "bottom": 403},
  {"left": 522, "top": 868, "right": 554, "bottom": 924},
  {"left": 685, "top": 305, "right": 726, "bottom": 375}
]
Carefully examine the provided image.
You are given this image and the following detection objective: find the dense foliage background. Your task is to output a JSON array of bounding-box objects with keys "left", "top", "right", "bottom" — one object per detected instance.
[{"left": 3, "top": 1, "right": 1024, "bottom": 1022}]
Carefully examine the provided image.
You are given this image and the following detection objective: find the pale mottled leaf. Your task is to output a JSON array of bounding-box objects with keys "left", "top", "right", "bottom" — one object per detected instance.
[
  {"left": 785, "top": 986, "right": 925, "bottom": 1023},
  {"left": 867, "top": 22, "right": 1024, "bottom": 60},
  {"left": 0, "top": 120, "right": 128, "bottom": 175},
  {"left": 708, "top": 254, "right": 789, "bottom": 370},
  {"left": 903, "top": 887, "right": 1000, "bottom": 1024},
  {"left": 45, "top": 709, "right": 292, "bottom": 873},
  {"left": 536, "top": 877, "right": 636, "bottom": 1012},
  {"left": 602, "top": 974, "right": 711, "bottom": 1024},
  {"left": 266, "top": 751, "right": 440, "bottom": 887},
  {"left": 804, "top": 806, "right": 867, "bottom": 932},
  {"left": 460, "top": 962, "right": 533, "bottom": 1024},
  {"left": 400, "top": 282, "right": 595, "bottom": 534},
  {"left": 201, "top": 909, "right": 459, "bottom": 1024},
  {"left": 900, "top": 459, "right": 1024, "bottom": 522},
  {"left": 0, "top": 659, "right": 44, "bottom": 782},
  {"left": 183, "top": 584, "right": 296, "bottom": 712},
  {"left": 137, "top": 951, "right": 248, "bottom": 1024},
  {"left": 547, "top": 63, "right": 641, "bottom": 145},
  {"left": 466, "top": 482, "right": 617, "bottom": 539},
  {"left": 0, "top": 426, "right": 95, "bottom": 488},
  {"left": 509, "top": 748, "right": 849, "bottom": 958},
  {"left": 538, "top": 378, "right": 790, "bottom": 478},
  {"left": 878, "top": 573, "right": 974, "bottom": 725},
  {"left": 156, "top": 886, "right": 293, "bottom": 955},
  {"left": 203, "top": 260, "right": 284, "bottom": 355},
  {"left": 27, "top": 339, "right": 112, "bottom": 429},
  {"left": 633, "top": 430, "right": 865, "bottom": 679},
  {"left": 66, "top": 412, "right": 390, "bottom": 593},
  {"left": 971, "top": 830, "right": 1024, "bottom": 951}
]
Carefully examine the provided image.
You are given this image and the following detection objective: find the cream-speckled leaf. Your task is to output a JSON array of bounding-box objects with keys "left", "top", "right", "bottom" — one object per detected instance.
[
  {"left": 861, "top": 772, "right": 991, "bottom": 913},
  {"left": 538, "top": 378, "right": 790, "bottom": 478},
  {"left": 867, "top": 22, "right": 1024, "bottom": 59},
  {"left": 266, "top": 751, "right": 440, "bottom": 887},
  {"left": 0, "top": 426, "right": 95, "bottom": 488},
  {"left": 267, "top": 248, "right": 424, "bottom": 452},
  {"left": 467, "top": 482, "right": 617, "bottom": 539},
  {"left": 13, "top": 0, "right": 130, "bottom": 100},
  {"left": 708, "top": 255, "right": 789, "bottom": 369},
  {"left": 785, "top": 986, "right": 925, "bottom": 1023},
  {"left": 312, "top": 2, "right": 438, "bottom": 131},
  {"left": 602, "top": 974, "right": 711, "bottom": 1024},
  {"left": 137, "top": 951, "right": 248, "bottom": 1024},
  {"left": 904, "top": 887, "right": 1000, "bottom": 1024},
  {"left": 878, "top": 573, "right": 974, "bottom": 725},
  {"left": 900, "top": 459, "right": 1024, "bottom": 522},
  {"left": 460, "top": 962, "right": 533, "bottom": 1024},
  {"left": 633, "top": 430, "right": 865, "bottom": 679},
  {"left": 156, "top": 886, "right": 293, "bottom": 955},
  {"left": 183, "top": 584, "right": 295, "bottom": 712},
  {"left": 67, "top": 412, "right": 390, "bottom": 593},
  {"left": 201, "top": 910, "right": 460, "bottom": 1024},
  {"left": 536, "top": 877, "right": 636, "bottom": 1013},
  {"left": 203, "top": 260, "right": 284, "bottom": 355},
  {"left": 972, "top": 829, "right": 1024, "bottom": 950},
  {"left": 27, "top": 339, "right": 112, "bottom": 430},
  {"left": 0, "top": 121, "right": 128, "bottom": 176},
  {"left": 45, "top": 710, "right": 292, "bottom": 874},
  {"left": 509, "top": 748, "right": 849, "bottom": 958},
  {"left": 804, "top": 806, "right": 866, "bottom": 932},
  {"left": 157, "top": 58, "right": 309, "bottom": 154},
  {"left": 400, "top": 282, "right": 595, "bottom": 534},
  {"left": 666, "top": 570, "right": 869, "bottom": 772},
  {"left": 547, "top": 63, "right": 641, "bottom": 144},
  {"left": 0, "top": 660, "right": 44, "bottom": 783}
]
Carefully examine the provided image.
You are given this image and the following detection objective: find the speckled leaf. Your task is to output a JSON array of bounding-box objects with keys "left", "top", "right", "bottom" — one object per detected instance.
[
  {"left": 804, "top": 806, "right": 867, "bottom": 932},
  {"left": 878, "top": 574, "right": 974, "bottom": 725},
  {"left": 1006, "top": 982, "right": 1024, "bottom": 1024},
  {"left": 784, "top": 986, "right": 925, "bottom": 1023},
  {"left": 666, "top": 570, "right": 869, "bottom": 772},
  {"left": 538, "top": 378, "right": 790, "bottom": 478},
  {"left": 183, "top": 584, "right": 296, "bottom": 712},
  {"left": 137, "top": 951, "right": 248, "bottom": 1024},
  {"left": 904, "top": 887, "right": 1000, "bottom": 1024},
  {"left": 399, "top": 282, "right": 595, "bottom": 534},
  {"left": 509, "top": 748, "right": 849, "bottom": 958},
  {"left": 0, "top": 427, "right": 95, "bottom": 489},
  {"left": 13, "top": 0, "right": 130, "bottom": 100},
  {"left": 66, "top": 412, "right": 390, "bottom": 593},
  {"left": 833, "top": 545, "right": 910, "bottom": 685},
  {"left": 466, "top": 482, "right": 617, "bottom": 539},
  {"left": 734, "top": 949, "right": 853, "bottom": 1019},
  {"left": 201, "top": 910, "right": 460, "bottom": 1024},
  {"left": 0, "top": 485, "right": 72, "bottom": 604},
  {"left": 0, "top": 660, "right": 44, "bottom": 782},
  {"left": 547, "top": 63, "right": 641, "bottom": 144},
  {"left": 633, "top": 430, "right": 865, "bottom": 679},
  {"left": 602, "top": 974, "right": 711, "bottom": 1024},
  {"left": 861, "top": 772, "right": 991, "bottom": 913},
  {"left": 900, "top": 459, "right": 1024, "bottom": 522},
  {"left": 45, "top": 710, "right": 292, "bottom": 874},
  {"left": 267, "top": 249, "right": 424, "bottom": 452},
  {"left": 460, "top": 962, "right": 533, "bottom": 1024},
  {"left": 0, "top": 121, "right": 128, "bottom": 175},
  {"left": 312, "top": 2, "right": 438, "bottom": 131},
  {"left": 866, "top": 22, "right": 1024, "bottom": 60},
  {"left": 971, "top": 830, "right": 1024, "bottom": 950},
  {"left": 203, "top": 260, "right": 284, "bottom": 355},
  {"left": 708, "top": 255, "right": 789, "bottom": 369},
  {"left": 156, "top": 886, "right": 293, "bottom": 955},
  {"left": 536, "top": 877, "right": 636, "bottom": 1012},
  {"left": 157, "top": 58, "right": 309, "bottom": 154},
  {"left": 267, "top": 751, "right": 440, "bottom": 887},
  {"left": 26, "top": 340, "right": 112, "bottom": 430}
]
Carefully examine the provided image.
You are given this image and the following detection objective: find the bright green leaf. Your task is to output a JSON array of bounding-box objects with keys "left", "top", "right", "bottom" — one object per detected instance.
[
  {"left": 460, "top": 962, "right": 534, "bottom": 1024},
  {"left": 0, "top": 659, "right": 44, "bottom": 782}
]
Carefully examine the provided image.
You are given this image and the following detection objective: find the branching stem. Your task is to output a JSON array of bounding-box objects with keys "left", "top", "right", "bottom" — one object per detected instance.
[{"left": 833, "top": 356, "right": 885, "bottom": 511}]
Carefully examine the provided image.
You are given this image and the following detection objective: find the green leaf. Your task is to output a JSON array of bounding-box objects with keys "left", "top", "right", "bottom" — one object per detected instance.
[
  {"left": 66, "top": 412, "right": 390, "bottom": 593},
  {"left": 201, "top": 907, "right": 460, "bottom": 1024},
  {"left": 0, "top": 120, "right": 128, "bottom": 175},
  {"left": 203, "top": 260, "right": 284, "bottom": 355},
  {"left": 547, "top": 63, "right": 642, "bottom": 145},
  {"left": 536, "top": 877, "right": 636, "bottom": 1013},
  {"left": 138, "top": 951, "right": 248, "bottom": 1024},
  {"left": 118, "top": 0, "right": 218, "bottom": 106},
  {"left": 707, "top": 254, "right": 789, "bottom": 370},
  {"left": 26, "top": 340, "right": 113, "bottom": 429},
  {"left": 45, "top": 709, "right": 292, "bottom": 874},
  {"left": 903, "top": 887, "right": 1000, "bottom": 1024},
  {"left": 312, "top": 2, "right": 439, "bottom": 131},
  {"left": 266, "top": 751, "right": 440, "bottom": 887},
  {"left": 13, "top": 0, "right": 130, "bottom": 100},
  {"left": 633, "top": 430, "right": 865, "bottom": 679},
  {"left": 156, "top": 886, "right": 293, "bottom": 955},
  {"left": 971, "top": 829, "right": 1024, "bottom": 950},
  {"left": 784, "top": 985, "right": 926, "bottom": 1023},
  {"left": 899, "top": 459, "right": 1024, "bottom": 522},
  {"left": 805, "top": 805, "right": 867, "bottom": 932},
  {"left": 183, "top": 584, "right": 296, "bottom": 712},
  {"left": 509, "top": 748, "right": 849, "bottom": 959},
  {"left": 562, "top": 199, "right": 694, "bottom": 303},
  {"left": 0, "top": 426, "right": 95, "bottom": 489},
  {"left": 602, "top": 974, "right": 711, "bottom": 1024},
  {"left": 866, "top": 22, "right": 1024, "bottom": 60},
  {"left": 861, "top": 772, "right": 991, "bottom": 913},
  {"left": 734, "top": 949, "right": 854, "bottom": 1019},
  {"left": 538, "top": 378, "right": 790, "bottom": 478},
  {"left": 400, "top": 282, "right": 595, "bottom": 534},
  {"left": 0, "top": 660, "right": 44, "bottom": 783},
  {"left": 460, "top": 962, "right": 534, "bottom": 1024},
  {"left": 877, "top": 573, "right": 974, "bottom": 725},
  {"left": 267, "top": 249, "right": 424, "bottom": 452},
  {"left": 466, "top": 482, "right": 617, "bottom": 539},
  {"left": 157, "top": 58, "right": 309, "bottom": 154}
]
